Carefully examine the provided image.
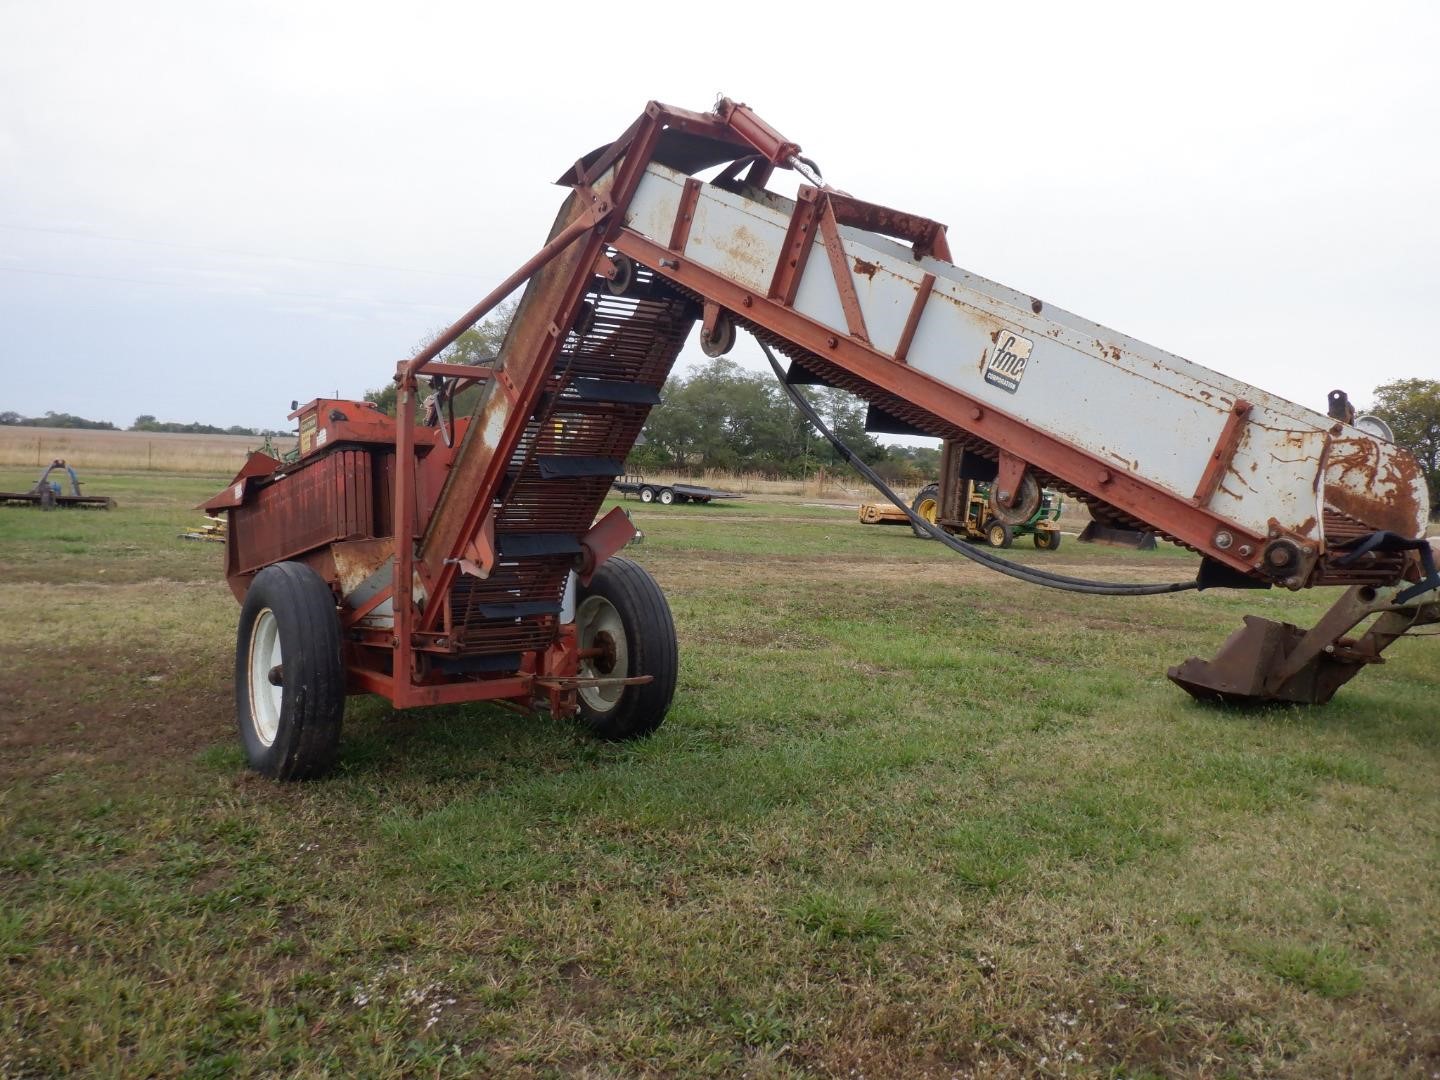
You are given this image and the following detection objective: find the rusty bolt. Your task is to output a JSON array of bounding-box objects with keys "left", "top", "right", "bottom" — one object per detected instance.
[
  {"left": 1215, "top": 530, "right": 1234, "bottom": 550},
  {"left": 826, "top": 336, "right": 838, "bottom": 348},
  {"left": 741, "top": 294, "right": 753, "bottom": 308},
  {"left": 970, "top": 406, "right": 983, "bottom": 421},
  {"left": 1238, "top": 544, "right": 1253, "bottom": 557},
  {"left": 1301, "top": 545, "right": 1314, "bottom": 557},
  {"left": 1097, "top": 469, "right": 1112, "bottom": 485}
]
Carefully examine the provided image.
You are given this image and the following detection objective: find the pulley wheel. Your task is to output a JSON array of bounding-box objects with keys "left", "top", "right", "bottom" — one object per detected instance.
[
  {"left": 571, "top": 300, "right": 596, "bottom": 338},
  {"left": 606, "top": 255, "right": 636, "bottom": 296},
  {"left": 700, "top": 313, "right": 736, "bottom": 357},
  {"left": 987, "top": 473, "right": 1041, "bottom": 526}
]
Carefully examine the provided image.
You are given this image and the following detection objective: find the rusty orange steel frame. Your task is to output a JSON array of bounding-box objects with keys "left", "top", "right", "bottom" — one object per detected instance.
[
  {"left": 260, "top": 99, "right": 1422, "bottom": 711},
  {"left": 350, "top": 102, "right": 812, "bottom": 709}
]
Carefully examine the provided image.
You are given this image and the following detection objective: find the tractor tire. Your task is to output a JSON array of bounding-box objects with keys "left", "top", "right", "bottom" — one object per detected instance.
[
  {"left": 658, "top": 488, "right": 675, "bottom": 505},
  {"left": 639, "top": 486, "right": 656, "bottom": 503},
  {"left": 1034, "top": 529, "right": 1062, "bottom": 551},
  {"left": 910, "top": 483, "right": 941, "bottom": 539},
  {"left": 235, "top": 561, "right": 344, "bottom": 781},
  {"left": 574, "top": 557, "right": 677, "bottom": 740},
  {"left": 985, "top": 520, "right": 1014, "bottom": 549}
]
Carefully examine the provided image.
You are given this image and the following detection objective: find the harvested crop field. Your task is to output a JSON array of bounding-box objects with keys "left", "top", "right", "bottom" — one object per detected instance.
[{"left": 1, "top": 469, "right": 1436, "bottom": 1078}]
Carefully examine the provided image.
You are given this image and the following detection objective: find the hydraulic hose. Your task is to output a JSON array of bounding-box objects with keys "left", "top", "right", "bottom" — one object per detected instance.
[{"left": 758, "top": 339, "right": 1200, "bottom": 597}]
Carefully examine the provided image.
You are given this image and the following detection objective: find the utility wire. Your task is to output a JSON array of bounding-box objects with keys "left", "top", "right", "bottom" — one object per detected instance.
[{"left": 759, "top": 338, "right": 1200, "bottom": 596}]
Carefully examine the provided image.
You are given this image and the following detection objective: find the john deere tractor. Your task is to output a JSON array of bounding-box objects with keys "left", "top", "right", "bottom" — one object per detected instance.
[{"left": 911, "top": 445, "right": 1063, "bottom": 550}]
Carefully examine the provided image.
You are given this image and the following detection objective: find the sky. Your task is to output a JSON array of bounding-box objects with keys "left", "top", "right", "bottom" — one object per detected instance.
[{"left": 2, "top": 1, "right": 1437, "bottom": 435}]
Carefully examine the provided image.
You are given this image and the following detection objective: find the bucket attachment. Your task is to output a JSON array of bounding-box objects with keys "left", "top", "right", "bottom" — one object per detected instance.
[{"left": 1169, "top": 583, "right": 1440, "bottom": 706}]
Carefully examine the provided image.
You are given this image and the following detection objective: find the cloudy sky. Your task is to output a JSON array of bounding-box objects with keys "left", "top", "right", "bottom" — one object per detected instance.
[{"left": 2, "top": 1, "right": 1436, "bottom": 433}]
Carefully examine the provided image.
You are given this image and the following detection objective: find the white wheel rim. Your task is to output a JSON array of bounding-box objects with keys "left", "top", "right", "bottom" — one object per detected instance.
[
  {"left": 247, "top": 608, "right": 283, "bottom": 746},
  {"left": 576, "top": 595, "right": 628, "bottom": 713},
  {"left": 659, "top": 490, "right": 673, "bottom": 504},
  {"left": 640, "top": 489, "right": 653, "bottom": 502}
]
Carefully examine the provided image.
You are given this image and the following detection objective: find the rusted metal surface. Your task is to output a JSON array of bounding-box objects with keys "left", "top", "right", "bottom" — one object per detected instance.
[
  {"left": 620, "top": 159, "right": 1431, "bottom": 556},
  {"left": 668, "top": 177, "right": 702, "bottom": 253},
  {"left": 578, "top": 507, "right": 639, "bottom": 585},
  {"left": 1191, "top": 399, "right": 1253, "bottom": 506},
  {"left": 893, "top": 272, "right": 935, "bottom": 364},
  {"left": 415, "top": 188, "right": 614, "bottom": 614},
  {"left": 1169, "top": 584, "right": 1440, "bottom": 705},
  {"left": 825, "top": 190, "right": 951, "bottom": 260},
  {"left": 614, "top": 226, "right": 1270, "bottom": 575},
  {"left": 818, "top": 199, "right": 870, "bottom": 342},
  {"left": 1323, "top": 434, "right": 1428, "bottom": 538},
  {"left": 230, "top": 449, "right": 374, "bottom": 577},
  {"left": 767, "top": 187, "right": 821, "bottom": 307},
  {"left": 712, "top": 98, "right": 802, "bottom": 164}
]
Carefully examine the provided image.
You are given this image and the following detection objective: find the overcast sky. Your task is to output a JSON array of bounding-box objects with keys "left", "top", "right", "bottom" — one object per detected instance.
[{"left": 2, "top": 1, "right": 1436, "bottom": 434}]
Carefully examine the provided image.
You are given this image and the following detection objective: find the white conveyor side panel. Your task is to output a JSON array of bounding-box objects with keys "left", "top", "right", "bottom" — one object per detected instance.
[{"left": 624, "top": 165, "right": 1428, "bottom": 542}]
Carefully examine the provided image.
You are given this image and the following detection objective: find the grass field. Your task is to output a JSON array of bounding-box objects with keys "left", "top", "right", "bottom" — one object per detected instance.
[
  {"left": 0, "top": 428, "right": 872, "bottom": 501},
  {"left": 0, "top": 428, "right": 296, "bottom": 476},
  {"left": 1, "top": 469, "right": 1437, "bottom": 1078}
]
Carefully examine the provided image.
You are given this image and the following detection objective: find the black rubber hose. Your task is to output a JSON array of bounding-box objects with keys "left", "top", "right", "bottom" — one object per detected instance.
[{"left": 759, "top": 339, "right": 1199, "bottom": 597}]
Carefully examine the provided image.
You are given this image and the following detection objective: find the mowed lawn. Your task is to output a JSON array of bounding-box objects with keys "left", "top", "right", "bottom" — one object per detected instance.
[{"left": 1, "top": 470, "right": 1437, "bottom": 1078}]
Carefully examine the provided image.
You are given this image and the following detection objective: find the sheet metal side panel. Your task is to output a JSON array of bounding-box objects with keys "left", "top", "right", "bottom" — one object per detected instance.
[
  {"left": 231, "top": 450, "right": 375, "bottom": 575},
  {"left": 625, "top": 165, "right": 1425, "bottom": 538}
]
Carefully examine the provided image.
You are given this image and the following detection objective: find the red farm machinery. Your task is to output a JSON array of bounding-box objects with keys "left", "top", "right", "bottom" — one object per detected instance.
[{"left": 206, "top": 99, "right": 1437, "bottom": 780}]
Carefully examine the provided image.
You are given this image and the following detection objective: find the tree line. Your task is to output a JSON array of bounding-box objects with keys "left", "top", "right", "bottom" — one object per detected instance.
[{"left": 0, "top": 410, "right": 287, "bottom": 437}]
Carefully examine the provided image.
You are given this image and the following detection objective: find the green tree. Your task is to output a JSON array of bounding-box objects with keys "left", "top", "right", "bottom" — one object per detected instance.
[
  {"left": 365, "top": 301, "right": 516, "bottom": 417},
  {"left": 1369, "top": 378, "right": 1440, "bottom": 518}
]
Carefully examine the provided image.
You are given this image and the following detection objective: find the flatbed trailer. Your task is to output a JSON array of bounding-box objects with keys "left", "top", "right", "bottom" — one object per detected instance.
[
  {"left": 207, "top": 98, "right": 1436, "bottom": 780},
  {"left": 612, "top": 474, "right": 744, "bottom": 505}
]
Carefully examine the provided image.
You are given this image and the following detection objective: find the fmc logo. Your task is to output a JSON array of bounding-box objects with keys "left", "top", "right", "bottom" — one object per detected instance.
[{"left": 983, "top": 329, "right": 1034, "bottom": 394}]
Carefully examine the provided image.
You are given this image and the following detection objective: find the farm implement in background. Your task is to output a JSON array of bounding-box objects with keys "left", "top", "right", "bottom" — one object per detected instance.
[
  {"left": 0, "top": 459, "right": 115, "bottom": 510},
  {"left": 906, "top": 475, "right": 1063, "bottom": 550},
  {"left": 612, "top": 474, "right": 744, "bottom": 506},
  {"left": 205, "top": 98, "right": 1436, "bottom": 779}
]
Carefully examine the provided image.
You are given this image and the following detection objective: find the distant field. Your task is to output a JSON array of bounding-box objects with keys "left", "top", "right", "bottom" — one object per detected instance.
[
  {"left": 2, "top": 470, "right": 1435, "bottom": 1077},
  {"left": 0, "top": 426, "right": 295, "bottom": 474}
]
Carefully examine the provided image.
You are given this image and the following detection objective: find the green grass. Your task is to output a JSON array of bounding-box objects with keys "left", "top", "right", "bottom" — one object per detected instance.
[{"left": 1, "top": 471, "right": 1437, "bottom": 1077}]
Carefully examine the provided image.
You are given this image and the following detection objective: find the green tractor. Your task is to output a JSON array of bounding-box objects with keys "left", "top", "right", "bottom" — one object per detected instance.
[{"left": 911, "top": 477, "right": 1063, "bottom": 550}]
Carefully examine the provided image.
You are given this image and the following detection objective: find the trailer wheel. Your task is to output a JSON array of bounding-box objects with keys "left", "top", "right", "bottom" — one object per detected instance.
[
  {"left": 235, "top": 561, "right": 344, "bottom": 781},
  {"left": 910, "top": 483, "right": 941, "bottom": 539},
  {"left": 1034, "top": 528, "right": 1062, "bottom": 551},
  {"left": 658, "top": 488, "right": 675, "bottom": 505},
  {"left": 639, "top": 486, "right": 656, "bottom": 503},
  {"left": 574, "top": 557, "right": 677, "bottom": 740},
  {"left": 985, "top": 520, "right": 1014, "bottom": 548}
]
